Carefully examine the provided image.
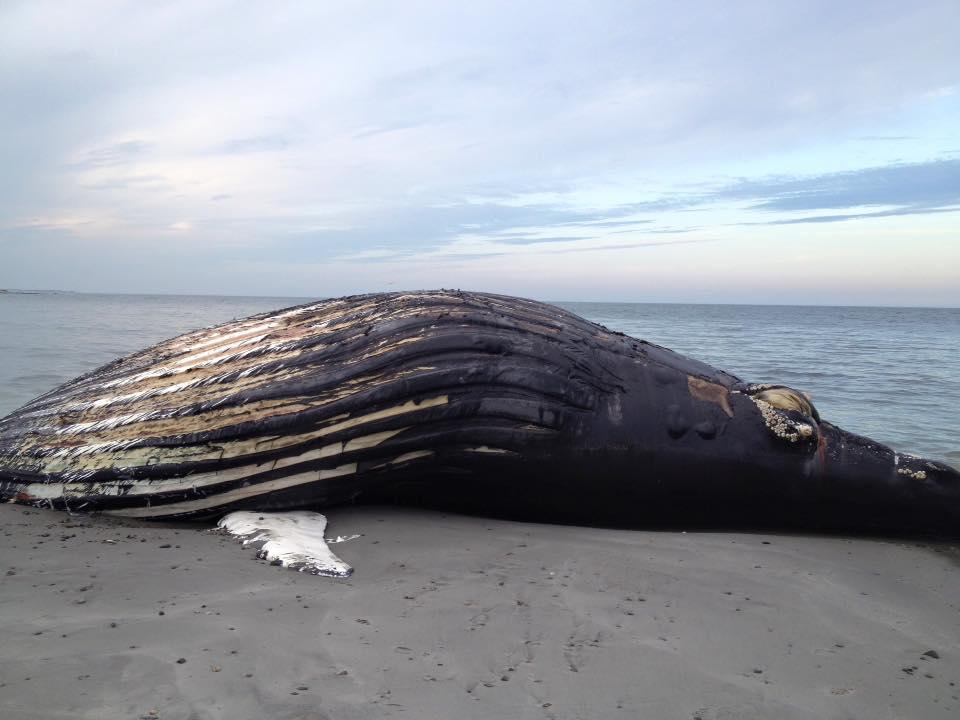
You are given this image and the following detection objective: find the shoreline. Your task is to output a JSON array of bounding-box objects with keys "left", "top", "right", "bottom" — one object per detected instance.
[{"left": 1, "top": 503, "right": 957, "bottom": 719}]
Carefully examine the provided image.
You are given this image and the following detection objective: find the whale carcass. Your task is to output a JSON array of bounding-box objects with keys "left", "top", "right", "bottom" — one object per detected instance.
[{"left": 0, "top": 290, "right": 957, "bottom": 535}]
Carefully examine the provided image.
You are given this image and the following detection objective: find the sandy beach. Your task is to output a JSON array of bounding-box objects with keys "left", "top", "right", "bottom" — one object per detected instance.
[{"left": 1, "top": 503, "right": 957, "bottom": 719}]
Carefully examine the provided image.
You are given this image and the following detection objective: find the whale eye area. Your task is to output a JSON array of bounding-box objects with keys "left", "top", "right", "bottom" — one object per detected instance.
[
  {"left": 743, "top": 385, "right": 820, "bottom": 444},
  {"left": 750, "top": 386, "right": 820, "bottom": 422}
]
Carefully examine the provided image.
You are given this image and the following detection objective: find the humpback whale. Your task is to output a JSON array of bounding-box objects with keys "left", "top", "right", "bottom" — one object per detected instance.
[{"left": 1, "top": 291, "right": 957, "bottom": 535}]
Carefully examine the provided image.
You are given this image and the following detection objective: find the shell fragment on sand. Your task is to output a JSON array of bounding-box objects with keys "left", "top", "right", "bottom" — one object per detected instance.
[{"left": 217, "top": 510, "right": 354, "bottom": 577}]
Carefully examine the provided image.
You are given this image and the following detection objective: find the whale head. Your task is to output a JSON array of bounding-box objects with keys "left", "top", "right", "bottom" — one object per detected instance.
[{"left": 742, "top": 384, "right": 960, "bottom": 535}]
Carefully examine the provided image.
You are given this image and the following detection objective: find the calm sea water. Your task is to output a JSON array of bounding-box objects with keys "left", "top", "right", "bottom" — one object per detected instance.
[{"left": 1, "top": 292, "right": 957, "bottom": 467}]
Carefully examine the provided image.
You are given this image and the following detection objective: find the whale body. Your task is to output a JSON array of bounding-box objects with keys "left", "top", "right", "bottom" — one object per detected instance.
[{"left": 0, "top": 290, "right": 957, "bottom": 534}]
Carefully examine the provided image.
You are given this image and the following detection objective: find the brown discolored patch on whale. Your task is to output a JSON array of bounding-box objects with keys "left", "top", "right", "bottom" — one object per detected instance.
[{"left": 687, "top": 376, "right": 734, "bottom": 418}]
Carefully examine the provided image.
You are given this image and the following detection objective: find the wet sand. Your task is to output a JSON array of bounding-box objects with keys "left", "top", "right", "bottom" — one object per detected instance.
[{"left": 1, "top": 503, "right": 958, "bottom": 719}]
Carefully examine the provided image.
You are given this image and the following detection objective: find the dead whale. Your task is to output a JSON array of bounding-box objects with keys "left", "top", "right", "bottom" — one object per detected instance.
[{"left": 1, "top": 291, "right": 957, "bottom": 538}]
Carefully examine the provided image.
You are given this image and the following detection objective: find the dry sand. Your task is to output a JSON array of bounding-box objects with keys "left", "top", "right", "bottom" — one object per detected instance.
[{"left": 1, "top": 503, "right": 958, "bottom": 720}]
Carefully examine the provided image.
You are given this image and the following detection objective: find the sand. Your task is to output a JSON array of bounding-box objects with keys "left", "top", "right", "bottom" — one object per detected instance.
[{"left": 1, "top": 503, "right": 958, "bottom": 720}]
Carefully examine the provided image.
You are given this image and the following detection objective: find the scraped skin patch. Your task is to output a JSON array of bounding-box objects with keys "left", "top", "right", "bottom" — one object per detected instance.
[
  {"left": 217, "top": 511, "right": 354, "bottom": 577},
  {"left": 687, "top": 376, "right": 734, "bottom": 418}
]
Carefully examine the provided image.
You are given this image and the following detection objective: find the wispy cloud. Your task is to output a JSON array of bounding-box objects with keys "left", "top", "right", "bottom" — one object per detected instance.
[
  {"left": 721, "top": 158, "right": 960, "bottom": 213},
  {"left": 486, "top": 235, "right": 590, "bottom": 246},
  {"left": 71, "top": 140, "right": 152, "bottom": 168},
  {"left": 752, "top": 205, "right": 960, "bottom": 225},
  {"left": 80, "top": 174, "right": 171, "bottom": 192},
  {"left": 218, "top": 134, "right": 292, "bottom": 155},
  {"left": 352, "top": 121, "right": 433, "bottom": 139},
  {"left": 544, "top": 237, "right": 719, "bottom": 255}
]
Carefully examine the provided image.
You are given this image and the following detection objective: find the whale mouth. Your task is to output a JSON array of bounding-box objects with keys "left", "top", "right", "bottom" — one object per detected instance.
[{"left": 807, "top": 421, "right": 960, "bottom": 536}]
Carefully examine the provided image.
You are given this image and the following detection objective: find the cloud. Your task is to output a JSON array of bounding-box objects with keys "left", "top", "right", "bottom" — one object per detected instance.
[
  {"left": 557, "top": 219, "right": 654, "bottom": 229},
  {"left": 272, "top": 201, "right": 671, "bottom": 259},
  {"left": 71, "top": 140, "right": 152, "bottom": 168},
  {"left": 80, "top": 174, "right": 171, "bottom": 192},
  {"left": 722, "top": 158, "right": 960, "bottom": 213},
  {"left": 332, "top": 233, "right": 718, "bottom": 264},
  {"left": 352, "top": 121, "right": 432, "bottom": 139},
  {"left": 15, "top": 216, "right": 98, "bottom": 231},
  {"left": 487, "top": 235, "right": 590, "bottom": 246},
  {"left": 754, "top": 205, "right": 960, "bottom": 225},
  {"left": 218, "top": 134, "right": 292, "bottom": 155},
  {"left": 544, "top": 237, "right": 719, "bottom": 255}
]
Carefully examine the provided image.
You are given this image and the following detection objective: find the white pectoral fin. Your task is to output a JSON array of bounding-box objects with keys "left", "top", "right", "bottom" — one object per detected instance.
[{"left": 217, "top": 510, "right": 354, "bottom": 577}]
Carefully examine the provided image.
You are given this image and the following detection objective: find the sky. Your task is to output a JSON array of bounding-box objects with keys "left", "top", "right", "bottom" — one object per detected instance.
[{"left": 1, "top": 1, "right": 958, "bottom": 306}]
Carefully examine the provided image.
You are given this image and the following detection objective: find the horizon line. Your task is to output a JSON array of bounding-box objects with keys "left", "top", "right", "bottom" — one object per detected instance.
[{"left": 2, "top": 288, "right": 958, "bottom": 311}]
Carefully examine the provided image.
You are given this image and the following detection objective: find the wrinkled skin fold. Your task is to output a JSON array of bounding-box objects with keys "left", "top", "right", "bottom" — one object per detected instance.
[{"left": 1, "top": 290, "right": 957, "bottom": 535}]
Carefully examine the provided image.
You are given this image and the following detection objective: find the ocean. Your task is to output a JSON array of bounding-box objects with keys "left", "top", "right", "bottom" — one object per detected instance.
[{"left": 1, "top": 292, "right": 957, "bottom": 466}]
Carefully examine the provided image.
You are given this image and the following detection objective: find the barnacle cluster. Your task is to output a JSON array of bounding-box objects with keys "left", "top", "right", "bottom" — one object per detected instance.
[
  {"left": 751, "top": 397, "right": 814, "bottom": 443},
  {"left": 897, "top": 467, "right": 928, "bottom": 481}
]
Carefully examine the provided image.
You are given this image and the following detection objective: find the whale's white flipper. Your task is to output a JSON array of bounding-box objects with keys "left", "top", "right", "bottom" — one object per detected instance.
[{"left": 218, "top": 510, "right": 354, "bottom": 577}]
